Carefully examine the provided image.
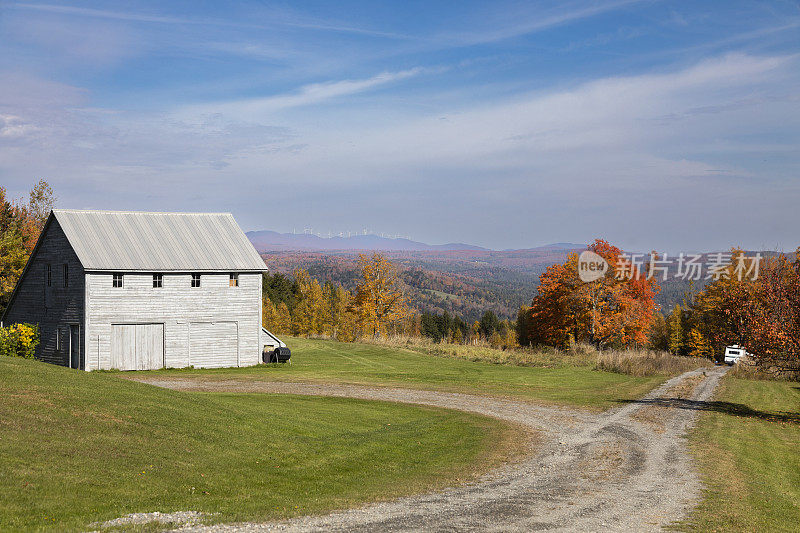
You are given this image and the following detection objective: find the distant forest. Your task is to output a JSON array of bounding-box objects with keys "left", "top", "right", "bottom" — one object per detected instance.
[{"left": 260, "top": 250, "right": 716, "bottom": 321}]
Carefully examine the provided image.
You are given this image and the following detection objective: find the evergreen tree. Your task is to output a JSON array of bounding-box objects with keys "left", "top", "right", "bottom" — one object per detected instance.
[
  {"left": 262, "top": 272, "right": 299, "bottom": 311},
  {"left": 516, "top": 306, "right": 532, "bottom": 346},
  {"left": 479, "top": 311, "right": 500, "bottom": 338}
]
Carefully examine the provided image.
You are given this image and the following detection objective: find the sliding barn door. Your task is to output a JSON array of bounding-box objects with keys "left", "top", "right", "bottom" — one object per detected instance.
[{"left": 110, "top": 324, "right": 165, "bottom": 370}]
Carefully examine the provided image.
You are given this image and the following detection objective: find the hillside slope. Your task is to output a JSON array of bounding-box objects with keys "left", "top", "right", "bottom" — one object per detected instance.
[{"left": 0, "top": 356, "right": 510, "bottom": 531}]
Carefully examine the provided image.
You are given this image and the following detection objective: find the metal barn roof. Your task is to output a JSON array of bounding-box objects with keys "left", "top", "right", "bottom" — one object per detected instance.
[{"left": 52, "top": 210, "right": 267, "bottom": 271}]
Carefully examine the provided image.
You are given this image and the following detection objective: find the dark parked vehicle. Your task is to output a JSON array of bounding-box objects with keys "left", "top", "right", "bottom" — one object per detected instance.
[{"left": 264, "top": 346, "right": 291, "bottom": 364}]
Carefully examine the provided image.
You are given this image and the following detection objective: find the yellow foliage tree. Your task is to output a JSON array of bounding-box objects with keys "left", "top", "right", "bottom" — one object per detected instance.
[
  {"left": 352, "top": 253, "right": 407, "bottom": 338},
  {"left": 687, "top": 327, "right": 712, "bottom": 359},
  {"left": 274, "top": 301, "right": 292, "bottom": 334},
  {"left": 262, "top": 296, "right": 277, "bottom": 329},
  {"left": 292, "top": 270, "right": 325, "bottom": 336},
  {"left": 469, "top": 321, "right": 481, "bottom": 344}
]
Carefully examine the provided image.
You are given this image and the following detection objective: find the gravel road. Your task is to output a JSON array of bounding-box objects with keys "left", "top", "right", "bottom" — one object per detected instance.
[{"left": 132, "top": 365, "right": 727, "bottom": 532}]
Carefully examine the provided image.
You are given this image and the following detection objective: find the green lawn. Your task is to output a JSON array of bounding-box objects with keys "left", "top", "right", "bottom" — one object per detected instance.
[
  {"left": 0, "top": 356, "right": 521, "bottom": 532},
  {"left": 140, "top": 337, "right": 666, "bottom": 410},
  {"left": 681, "top": 377, "right": 800, "bottom": 532}
]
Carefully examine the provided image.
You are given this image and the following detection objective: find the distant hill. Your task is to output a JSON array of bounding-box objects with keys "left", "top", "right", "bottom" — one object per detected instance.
[
  {"left": 246, "top": 230, "right": 581, "bottom": 253},
  {"left": 511, "top": 243, "right": 584, "bottom": 251},
  {"left": 246, "top": 230, "right": 488, "bottom": 252}
]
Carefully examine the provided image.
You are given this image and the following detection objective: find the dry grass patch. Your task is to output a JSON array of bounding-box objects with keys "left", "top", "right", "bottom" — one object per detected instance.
[
  {"left": 366, "top": 336, "right": 710, "bottom": 378},
  {"left": 361, "top": 336, "right": 596, "bottom": 368},
  {"left": 729, "top": 360, "right": 800, "bottom": 382},
  {"left": 595, "top": 349, "right": 711, "bottom": 377}
]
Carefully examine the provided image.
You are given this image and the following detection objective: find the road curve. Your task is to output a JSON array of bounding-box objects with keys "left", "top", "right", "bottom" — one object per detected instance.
[{"left": 133, "top": 366, "right": 727, "bottom": 532}]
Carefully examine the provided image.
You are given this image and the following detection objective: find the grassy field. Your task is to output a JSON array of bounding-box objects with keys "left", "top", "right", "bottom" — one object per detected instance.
[
  {"left": 0, "top": 356, "right": 523, "bottom": 532},
  {"left": 139, "top": 337, "right": 669, "bottom": 410},
  {"left": 681, "top": 376, "right": 800, "bottom": 532}
]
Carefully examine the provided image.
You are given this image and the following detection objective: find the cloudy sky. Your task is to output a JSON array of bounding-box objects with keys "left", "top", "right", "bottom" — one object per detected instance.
[{"left": 1, "top": 1, "right": 798, "bottom": 251}]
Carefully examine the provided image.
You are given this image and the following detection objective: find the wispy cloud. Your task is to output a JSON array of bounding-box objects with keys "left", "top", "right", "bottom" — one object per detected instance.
[
  {"left": 10, "top": 2, "right": 206, "bottom": 25},
  {"left": 10, "top": 2, "right": 414, "bottom": 40},
  {"left": 180, "top": 67, "right": 429, "bottom": 118},
  {"left": 437, "top": 0, "right": 646, "bottom": 46}
]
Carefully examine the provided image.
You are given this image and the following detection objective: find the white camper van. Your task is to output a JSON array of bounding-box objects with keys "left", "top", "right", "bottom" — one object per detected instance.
[{"left": 723, "top": 345, "right": 748, "bottom": 365}]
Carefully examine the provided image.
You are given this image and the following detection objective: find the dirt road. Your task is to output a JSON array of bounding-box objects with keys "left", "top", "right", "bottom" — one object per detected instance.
[{"left": 134, "top": 366, "right": 727, "bottom": 532}]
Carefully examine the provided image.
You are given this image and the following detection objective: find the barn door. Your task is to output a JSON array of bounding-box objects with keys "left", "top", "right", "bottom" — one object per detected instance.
[
  {"left": 110, "top": 324, "right": 164, "bottom": 370},
  {"left": 189, "top": 321, "right": 239, "bottom": 368}
]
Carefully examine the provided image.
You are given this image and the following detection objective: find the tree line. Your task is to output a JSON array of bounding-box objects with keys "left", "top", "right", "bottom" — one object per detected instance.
[
  {"left": 514, "top": 240, "right": 799, "bottom": 375},
  {"left": 262, "top": 253, "right": 411, "bottom": 341},
  {"left": 262, "top": 257, "right": 518, "bottom": 348},
  {"left": 648, "top": 250, "right": 800, "bottom": 373}
]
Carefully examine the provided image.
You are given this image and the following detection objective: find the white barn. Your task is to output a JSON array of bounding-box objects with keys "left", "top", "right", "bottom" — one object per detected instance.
[{"left": 1, "top": 210, "right": 268, "bottom": 371}]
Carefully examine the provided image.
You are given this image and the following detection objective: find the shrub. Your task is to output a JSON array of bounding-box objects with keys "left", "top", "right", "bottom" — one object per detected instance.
[{"left": 0, "top": 323, "right": 39, "bottom": 359}]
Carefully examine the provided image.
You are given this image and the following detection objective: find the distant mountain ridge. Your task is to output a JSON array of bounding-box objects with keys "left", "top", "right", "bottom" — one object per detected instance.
[{"left": 246, "top": 230, "right": 583, "bottom": 252}]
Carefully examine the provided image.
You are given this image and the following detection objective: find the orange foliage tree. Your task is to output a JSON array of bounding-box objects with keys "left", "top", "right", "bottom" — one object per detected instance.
[
  {"left": 740, "top": 252, "right": 800, "bottom": 373},
  {"left": 525, "top": 239, "right": 659, "bottom": 349},
  {"left": 684, "top": 249, "right": 755, "bottom": 359},
  {"left": 1, "top": 181, "right": 56, "bottom": 313}
]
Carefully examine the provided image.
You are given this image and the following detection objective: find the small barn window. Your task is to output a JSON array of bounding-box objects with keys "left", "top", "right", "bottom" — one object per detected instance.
[
  {"left": 191, "top": 273, "right": 201, "bottom": 288},
  {"left": 153, "top": 274, "right": 163, "bottom": 288},
  {"left": 113, "top": 274, "right": 124, "bottom": 288},
  {"left": 47, "top": 264, "right": 52, "bottom": 287},
  {"left": 63, "top": 264, "right": 69, "bottom": 288},
  {"left": 56, "top": 328, "right": 62, "bottom": 351},
  {"left": 229, "top": 273, "right": 239, "bottom": 287}
]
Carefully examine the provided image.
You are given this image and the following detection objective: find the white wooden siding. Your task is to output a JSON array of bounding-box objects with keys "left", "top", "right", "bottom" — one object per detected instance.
[
  {"left": 110, "top": 323, "right": 164, "bottom": 370},
  {"left": 189, "top": 321, "right": 238, "bottom": 368},
  {"left": 85, "top": 272, "right": 261, "bottom": 370}
]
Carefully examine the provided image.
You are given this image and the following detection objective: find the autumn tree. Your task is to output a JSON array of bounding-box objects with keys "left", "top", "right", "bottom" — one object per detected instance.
[
  {"left": 352, "top": 253, "right": 407, "bottom": 338},
  {"left": 322, "top": 282, "right": 357, "bottom": 341},
  {"left": 525, "top": 239, "right": 659, "bottom": 349},
  {"left": 291, "top": 270, "right": 325, "bottom": 336},
  {"left": 22, "top": 180, "right": 55, "bottom": 250},
  {"left": 686, "top": 249, "right": 756, "bottom": 360},
  {"left": 468, "top": 321, "right": 481, "bottom": 344},
  {"left": 0, "top": 181, "right": 56, "bottom": 314},
  {"left": 262, "top": 296, "right": 278, "bottom": 330},
  {"left": 647, "top": 312, "right": 668, "bottom": 351},
  {"left": 739, "top": 252, "right": 800, "bottom": 373},
  {"left": 274, "top": 301, "right": 292, "bottom": 334},
  {"left": 668, "top": 305, "right": 684, "bottom": 354}
]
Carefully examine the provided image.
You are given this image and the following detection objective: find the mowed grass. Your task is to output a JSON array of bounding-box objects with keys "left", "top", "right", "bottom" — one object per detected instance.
[
  {"left": 0, "top": 356, "right": 521, "bottom": 532},
  {"left": 680, "top": 377, "right": 800, "bottom": 532},
  {"left": 142, "top": 337, "right": 666, "bottom": 410}
]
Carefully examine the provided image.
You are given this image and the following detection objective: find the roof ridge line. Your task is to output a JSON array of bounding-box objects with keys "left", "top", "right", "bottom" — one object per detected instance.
[{"left": 53, "top": 209, "right": 234, "bottom": 216}]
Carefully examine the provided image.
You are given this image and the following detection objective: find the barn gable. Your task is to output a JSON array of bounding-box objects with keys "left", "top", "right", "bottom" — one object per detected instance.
[{"left": 2, "top": 215, "right": 86, "bottom": 367}]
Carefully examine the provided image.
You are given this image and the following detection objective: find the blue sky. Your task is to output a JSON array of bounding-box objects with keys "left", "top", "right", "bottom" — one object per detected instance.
[{"left": 1, "top": 1, "right": 798, "bottom": 251}]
